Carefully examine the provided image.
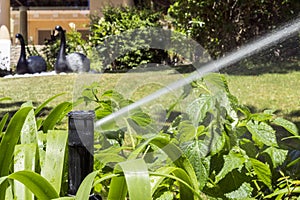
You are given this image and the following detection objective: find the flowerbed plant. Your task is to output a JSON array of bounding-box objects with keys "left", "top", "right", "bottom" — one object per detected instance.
[{"left": 0, "top": 74, "right": 299, "bottom": 199}]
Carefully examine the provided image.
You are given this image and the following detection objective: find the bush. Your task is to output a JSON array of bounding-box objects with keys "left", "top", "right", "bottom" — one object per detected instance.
[
  {"left": 89, "top": 6, "right": 168, "bottom": 71},
  {"left": 168, "top": 0, "right": 300, "bottom": 59}
]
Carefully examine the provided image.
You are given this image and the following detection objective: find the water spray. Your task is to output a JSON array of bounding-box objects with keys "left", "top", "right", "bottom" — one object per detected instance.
[{"left": 95, "top": 17, "right": 300, "bottom": 128}]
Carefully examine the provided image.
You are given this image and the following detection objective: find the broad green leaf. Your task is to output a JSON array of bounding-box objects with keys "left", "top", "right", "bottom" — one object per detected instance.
[
  {"left": 118, "top": 159, "right": 151, "bottom": 200},
  {"left": 215, "top": 147, "right": 247, "bottom": 184},
  {"left": 41, "top": 130, "right": 68, "bottom": 194},
  {"left": 249, "top": 158, "right": 272, "bottom": 188},
  {"left": 272, "top": 117, "right": 298, "bottom": 136},
  {"left": 107, "top": 172, "right": 127, "bottom": 200},
  {"left": 128, "top": 135, "right": 201, "bottom": 198},
  {"left": 150, "top": 167, "right": 196, "bottom": 200},
  {"left": 14, "top": 143, "right": 36, "bottom": 200},
  {"left": 5, "top": 185, "right": 13, "bottom": 200},
  {"left": 21, "top": 107, "right": 38, "bottom": 144},
  {"left": 224, "top": 182, "right": 253, "bottom": 199},
  {"left": 41, "top": 102, "right": 72, "bottom": 132},
  {"left": 34, "top": 93, "right": 66, "bottom": 116},
  {"left": 7, "top": 170, "right": 59, "bottom": 199},
  {"left": 246, "top": 120, "right": 277, "bottom": 147},
  {"left": 75, "top": 171, "right": 98, "bottom": 200},
  {"left": 0, "top": 107, "right": 32, "bottom": 199},
  {"left": 263, "top": 147, "right": 288, "bottom": 168}
]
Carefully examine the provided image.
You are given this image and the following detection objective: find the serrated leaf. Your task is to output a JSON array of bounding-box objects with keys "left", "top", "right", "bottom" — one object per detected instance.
[
  {"left": 224, "top": 182, "right": 253, "bottom": 199},
  {"left": 184, "top": 140, "right": 210, "bottom": 190},
  {"left": 246, "top": 120, "right": 277, "bottom": 147},
  {"left": 198, "top": 123, "right": 226, "bottom": 156},
  {"left": 249, "top": 158, "right": 272, "bottom": 188},
  {"left": 272, "top": 117, "right": 298, "bottom": 136},
  {"left": 263, "top": 147, "right": 288, "bottom": 168},
  {"left": 187, "top": 94, "right": 213, "bottom": 125},
  {"left": 178, "top": 120, "right": 197, "bottom": 143},
  {"left": 215, "top": 147, "right": 247, "bottom": 184}
]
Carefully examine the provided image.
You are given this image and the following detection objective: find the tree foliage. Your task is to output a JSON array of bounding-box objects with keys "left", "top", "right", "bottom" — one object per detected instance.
[{"left": 168, "top": 0, "right": 300, "bottom": 58}]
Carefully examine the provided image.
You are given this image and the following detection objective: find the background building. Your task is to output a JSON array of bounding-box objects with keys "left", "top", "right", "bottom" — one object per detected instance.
[{"left": 10, "top": 0, "right": 134, "bottom": 45}]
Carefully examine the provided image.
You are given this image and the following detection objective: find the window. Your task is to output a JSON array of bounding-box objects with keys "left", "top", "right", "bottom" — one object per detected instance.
[{"left": 38, "top": 30, "right": 52, "bottom": 45}]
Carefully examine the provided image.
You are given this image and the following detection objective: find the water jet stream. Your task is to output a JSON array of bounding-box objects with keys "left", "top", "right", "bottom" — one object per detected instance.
[{"left": 95, "top": 17, "right": 300, "bottom": 129}]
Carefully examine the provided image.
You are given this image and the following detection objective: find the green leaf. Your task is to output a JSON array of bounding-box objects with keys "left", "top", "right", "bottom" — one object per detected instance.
[
  {"left": 7, "top": 170, "right": 59, "bottom": 199},
  {"left": 34, "top": 93, "right": 66, "bottom": 116},
  {"left": 0, "top": 113, "right": 9, "bottom": 133},
  {"left": 75, "top": 171, "right": 98, "bottom": 200},
  {"left": 263, "top": 147, "right": 288, "bottom": 168},
  {"left": 151, "top": 166, "right": 196, "bottom": 200},
  {"left": 215, "top": 147, "right": 247, "bottom": 184},
  {"left": 246, "top": 120, "right": 277, "bottom": 147},
  {"left": 224, "top": 182, "right": 253, "bottom": 199},
  {"left": 21, "top": 107, "right": 38, "bottom": 144},
  {"left": 0, "top": 97, "right": 12, "bottom": 102},
  {"left": 41, "top": 130, "right": 68, "bottom": 194},
  {"left": 272, "top": 117, "right": 298, "bottom": 136},
  {"left": 14, "top": 143, "right": 37, "bottom": 200},
  {"left": 187, "top": 94, "right": 213, "bottom": 125},
  {"left": 198, "top": 124, "right": 226, "bottom": 156},
  {"left": 117, "top": 159, "right": 151, "bottom": 200},
  {"left": 128, "top": 135, "right": 201, "bottom": 198},
  {"left": 156, "top": 191, "right": 173, "bottom": 200},
  {"left": 0, "top": 107, "right": 32, "bottom": 198},
  {"left": 41, "top": 102, "right": 72, "bottom": 132},
  {"left": 264, "top": 186, "right": 300, "bottom": 198},
  {"left": 184, "top": 140, "right": 210, "bottom": 190},
  {"left": 177, "top": 120, "right": 197, "bottom": 143},
  {"left": 249, "top": 158, "right": 272, "bottom": 188}
]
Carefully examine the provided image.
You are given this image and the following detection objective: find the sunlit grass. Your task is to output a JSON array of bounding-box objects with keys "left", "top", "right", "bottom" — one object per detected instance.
[{"left": 1, "top": 71, "right": 300, "bottom": 127}]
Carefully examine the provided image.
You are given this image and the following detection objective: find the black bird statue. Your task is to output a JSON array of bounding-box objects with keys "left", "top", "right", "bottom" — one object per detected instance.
[
  {"left": 15, "top": 33, "right": 47, "bottom": 74},
  {"left": 54, "top": 25, "right": 90, "bottom": 73}
]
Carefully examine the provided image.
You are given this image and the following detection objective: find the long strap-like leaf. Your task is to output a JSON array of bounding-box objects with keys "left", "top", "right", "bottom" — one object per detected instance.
[{"left": 0, "top": 107, "right": 32, "bottom": 198}]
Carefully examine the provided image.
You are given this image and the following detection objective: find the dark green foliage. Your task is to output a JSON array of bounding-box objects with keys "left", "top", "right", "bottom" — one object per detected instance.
[
  {"left": 89, "top": 6, "right": 167, "bottom": 71},
  {"left": 168, "top": 0, "right": 300, "bottom": 59}
]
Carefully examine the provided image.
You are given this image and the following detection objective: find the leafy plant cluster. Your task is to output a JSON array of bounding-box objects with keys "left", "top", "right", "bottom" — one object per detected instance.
[
  {"left": 0, "top": 74, "right": 300, "bottom": 199},
  {"left": 167, "top": 0, "right": 300, "bottom": 60},
  {"left": 89, "top": 6, "right": 167, "bottom": 71}
]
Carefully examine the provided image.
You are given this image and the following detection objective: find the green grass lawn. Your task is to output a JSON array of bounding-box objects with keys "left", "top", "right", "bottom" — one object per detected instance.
[{"left": 1, "top": 71, "right": 300, "bottom": 128}]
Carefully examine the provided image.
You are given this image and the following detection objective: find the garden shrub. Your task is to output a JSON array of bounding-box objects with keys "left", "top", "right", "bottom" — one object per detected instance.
[
  {"left": 89, "top": 6, "right": 168, "bottom": 71},
  {"left": 168, "top": 0, "right": 300, "bottom": 60}
]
